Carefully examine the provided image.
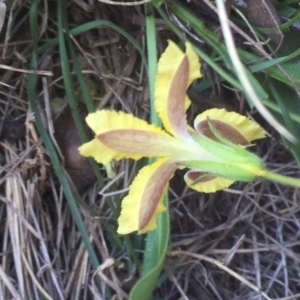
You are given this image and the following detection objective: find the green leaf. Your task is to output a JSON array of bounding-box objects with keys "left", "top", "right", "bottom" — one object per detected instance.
[
  {"left": 130, "top": 198, "right": 170, "bottom": 300},
  {"left": 155, "top": 2, "right": 241, "bottom": 90},
  {"left": 36, "top": 20, "right": 146, "bottom": 70},
  {"left": 129, "top": 8, "right": 169, "bottom": 300},
  {"left": 28, "top": 0, "right": 101, "bottom": 279},
  {"left": 152, "top": 0, "right": 164, "bottom": 7}
]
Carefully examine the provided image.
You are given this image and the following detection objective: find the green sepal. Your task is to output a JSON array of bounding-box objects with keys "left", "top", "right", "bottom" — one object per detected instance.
[
  {"left": 183, "top": 159, "right": 264, "bottom": 182},
  {"left": 191, "top": 132, "right": 261, "bottom": 165},
  {"left": 186, "top": 128, "right": 264, "bottom": 181}
]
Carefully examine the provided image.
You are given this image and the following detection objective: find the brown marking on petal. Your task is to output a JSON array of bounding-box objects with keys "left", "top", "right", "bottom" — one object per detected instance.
[
  {"left": 196, "top": 119, "right": 248, "bottom": 145},
  {"left": 187, "top": 171, "right": 215, "bottom": 184},
  {"left": 168, "top": 56, "right": 189, "bottom": 134},
  {"left": 138, "top": 163, "right": 177, "bottom": 231},
  {"left": 98, "top": 129, "right": 168, "bottom": 154}
]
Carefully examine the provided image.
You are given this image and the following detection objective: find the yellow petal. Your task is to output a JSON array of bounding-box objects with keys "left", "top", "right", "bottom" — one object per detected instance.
[
  {"left": 184, "top": 170, "right": 234, "bottom": 193},
  {"left": 78, "top": 110, "right": 185, "bottom": 164},
  {"left": 184, "top": 95, "right": 192, "bottom": 113},
  {"left": 155, "top": 40, "right": 201, "bottom": 138},
  {"left": 78, "top": 138, "right": 118, "bottom": 165},
  {"left": 117, "top": 158, "right": 178, "bottom": 234},
  {"left": 185, "top": 42, "right": 202, "bottom": 87},
  {"left": 194, "top": 108, "right": 265, "bottom": 145}
]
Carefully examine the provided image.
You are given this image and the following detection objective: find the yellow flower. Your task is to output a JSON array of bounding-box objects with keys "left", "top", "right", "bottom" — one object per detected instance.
[{"left": 78, "top": 41, "right": 265, "bottom": 234}]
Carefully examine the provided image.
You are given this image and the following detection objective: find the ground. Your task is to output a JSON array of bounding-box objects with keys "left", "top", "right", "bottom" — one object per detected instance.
[{"left": 1, "top": 0, "right": 300, "bottom": 299}]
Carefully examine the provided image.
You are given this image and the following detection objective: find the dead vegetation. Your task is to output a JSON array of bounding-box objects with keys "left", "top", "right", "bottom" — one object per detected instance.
[{"left": 1, "top": 0, "right": 300, "bottom": 299}]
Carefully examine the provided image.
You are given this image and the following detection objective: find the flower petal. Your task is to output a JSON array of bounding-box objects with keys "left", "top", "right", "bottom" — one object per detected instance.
[
  {"left": 184, "top": 170, "right": 234, "bottom": 193},
  {"left": 78, "top": 138, "right": 115, "bottom": 165},
  {"left": 78, "top": 110, "right": 185, "bottom": 164},
  {"left": 194, "top": 108, "right": 265, "bottom": 145},
  {"left": 186, "top": 42, "right": 202, "bottom": 87},
  {"left": 155, "top": 40, "right": 201, "bottom": 138},
  {"left": 117, "top": 158, "right": 178, "bottom": 234}
]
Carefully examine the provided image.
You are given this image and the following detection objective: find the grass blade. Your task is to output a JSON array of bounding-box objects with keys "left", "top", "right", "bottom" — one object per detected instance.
[{"left": 130, "top": 6, "right": 170, "bottom": 300}]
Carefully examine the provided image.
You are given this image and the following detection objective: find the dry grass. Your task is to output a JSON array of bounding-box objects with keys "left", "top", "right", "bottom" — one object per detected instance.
[
  {"left": 1, "top": 1, "right": 300, "bottom": 299},
  {"left": 166, "top": 136, "right": 300, "bottom": 299}
]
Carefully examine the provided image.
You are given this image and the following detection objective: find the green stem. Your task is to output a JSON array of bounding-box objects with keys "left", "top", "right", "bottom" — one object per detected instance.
[{"left": 263, "top": 170, "right": 300, "bottom": 188}]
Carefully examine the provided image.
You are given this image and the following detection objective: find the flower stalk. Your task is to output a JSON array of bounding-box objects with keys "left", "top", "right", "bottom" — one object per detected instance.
[{"left": 263, "top": 170, "right": 300, "bottom": 188}]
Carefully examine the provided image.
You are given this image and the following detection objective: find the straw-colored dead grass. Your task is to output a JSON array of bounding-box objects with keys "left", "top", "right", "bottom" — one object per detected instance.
[
  {"left": 166, "top": 136, "right": 300, "bottom": 299},
  {"left": 1, "top": 1, "right": 300, "bottom": 299}
]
